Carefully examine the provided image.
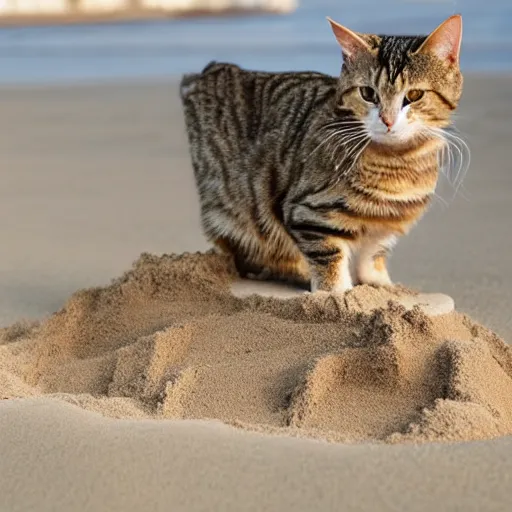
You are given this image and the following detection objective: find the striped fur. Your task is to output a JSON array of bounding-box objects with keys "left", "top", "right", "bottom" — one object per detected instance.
[{"left": 180, "top": 16, "right": 463, "bottom": 292}]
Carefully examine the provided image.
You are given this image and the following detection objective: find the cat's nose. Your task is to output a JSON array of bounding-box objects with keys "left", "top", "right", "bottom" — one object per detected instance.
[{"left": 380, "top": 115, "right": 394, "bottom": 131}]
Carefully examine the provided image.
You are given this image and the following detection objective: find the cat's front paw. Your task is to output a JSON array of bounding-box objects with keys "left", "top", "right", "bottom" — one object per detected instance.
[
  {"left": 356, "top": 275, "right": 393, "bottom": 287},
  {"left": 356, "top": 266, "right": 393, "bottom": 287}
]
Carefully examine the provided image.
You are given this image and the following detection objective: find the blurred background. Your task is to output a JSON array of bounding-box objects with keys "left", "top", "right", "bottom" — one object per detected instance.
[{"left": 0, "top": 0, "right": 511, "bottom": 84}]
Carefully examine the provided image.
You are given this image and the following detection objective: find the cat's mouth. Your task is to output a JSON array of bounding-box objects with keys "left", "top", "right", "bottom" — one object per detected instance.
[
  {"left": 366, "top": 121, "right": 423, "bottom": 146},
  {"left": 364, "top": 108, "right": 421, "bottom": 146},
  {"left": 369, "top": 127, "right": 413, "bottom": 144}
]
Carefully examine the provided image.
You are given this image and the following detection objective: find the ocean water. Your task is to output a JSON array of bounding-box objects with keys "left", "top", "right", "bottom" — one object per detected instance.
[{"left": 0, "top": 0, "right": 511, "bottom": 84}]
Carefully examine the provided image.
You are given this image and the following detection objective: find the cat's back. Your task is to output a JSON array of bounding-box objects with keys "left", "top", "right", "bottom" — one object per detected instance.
[
  {"left": 180, "top": 61, "right": 336, "bottom": 103},
  {"left": 180, "top": 61, "right": 337, "bottom": 141}
]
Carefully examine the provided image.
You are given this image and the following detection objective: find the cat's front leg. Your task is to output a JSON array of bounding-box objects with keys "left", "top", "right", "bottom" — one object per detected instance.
[
  {"left": 287, "top": 205, "right": 356, "bottom": 293},
  {"left": 308, "top": 239, "right": 353, "bottom": 293},
  {"left": 288, "top": 228, "right": 354, "bottom": 293},
  {"left": 355, "top": 235, "right": 397, "bottom": 287}
]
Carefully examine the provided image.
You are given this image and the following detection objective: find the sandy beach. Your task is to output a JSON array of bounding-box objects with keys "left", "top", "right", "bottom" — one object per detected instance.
[{"left": 1, "top": 75, "right": 512, "bottom": 510}]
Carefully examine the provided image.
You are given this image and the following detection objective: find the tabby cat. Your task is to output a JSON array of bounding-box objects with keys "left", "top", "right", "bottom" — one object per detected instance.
[{"left": 180, "top": 15, "right": 464, "bottom": 292}]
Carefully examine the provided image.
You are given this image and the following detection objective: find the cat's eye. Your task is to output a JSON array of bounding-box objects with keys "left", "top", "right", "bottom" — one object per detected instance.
[
  {"left": 404, "top": 89, "right": 425, "bottom": 105},
  {"left": 359, "top": 86, "right": 378, "bottom": 104}
]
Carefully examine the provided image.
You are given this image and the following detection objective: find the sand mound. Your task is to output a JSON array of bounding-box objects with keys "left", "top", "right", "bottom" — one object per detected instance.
[{"left": 1, "top": 251, "right": 512, "bottom": 443}]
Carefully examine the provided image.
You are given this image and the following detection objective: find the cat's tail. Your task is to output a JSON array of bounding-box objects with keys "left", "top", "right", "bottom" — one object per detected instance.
[
  {"left": 179, "top": 61, "right": 231, "bottom": 100},
  {"left": 179, "top": 73, "right": 200, "bottom": 101}
]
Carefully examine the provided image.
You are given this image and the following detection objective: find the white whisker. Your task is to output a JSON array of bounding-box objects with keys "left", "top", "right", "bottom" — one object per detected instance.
[
  {"left": 309, "top": 117, "right": 371, "bottom": 179},
  {"left": 337, "top": 138, "right": 370, "bottom": 178},
  {"left": 424, "top": 125, "right": 470, "bottom": 200},
  {"left": 334, "top": 136, "right": 367, "bottom": 170},
  {"left": 310, "top": 130, "right": 343, "bottom": 156}
]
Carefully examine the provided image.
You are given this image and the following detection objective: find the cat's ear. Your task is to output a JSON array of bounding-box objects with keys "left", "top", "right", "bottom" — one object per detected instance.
[
  {"left": 415, "top": 14, "right": 462, "bottom": 65},
  {"left": 327, "top": 17, "right": 371, "bottom": 61}
]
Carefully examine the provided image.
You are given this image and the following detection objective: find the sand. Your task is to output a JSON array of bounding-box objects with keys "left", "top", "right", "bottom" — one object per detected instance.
[
  {"left": 2, "top": 250, "right": 512, "bottom": 445},
  {"left": 3, "top": 398, "right": 512, "bottom": 512},
  {"left": 1, "top": 76, "right": 512, "bottom": 511}
]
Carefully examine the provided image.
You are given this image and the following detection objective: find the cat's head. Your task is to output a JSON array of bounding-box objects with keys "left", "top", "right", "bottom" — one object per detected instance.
[{"left": 328, "top": 15, "right": 463, "bottom": 145}]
